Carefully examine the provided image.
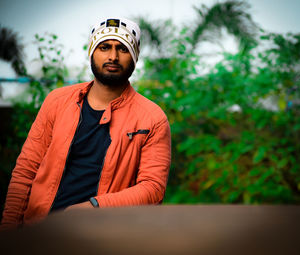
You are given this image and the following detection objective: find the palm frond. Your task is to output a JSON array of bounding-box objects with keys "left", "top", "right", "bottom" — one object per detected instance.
[
  {"left": 137, "top": 17, "right": 162, "bottom": 47},
  {"left": 135, "top": 17, "right": 175, "bottom": 55},
  {"left": 0, "top": 25, "right": 26, "bottom": 75},
  {"left": 191, "top": 0, "right": 259, "bottom": 53}
]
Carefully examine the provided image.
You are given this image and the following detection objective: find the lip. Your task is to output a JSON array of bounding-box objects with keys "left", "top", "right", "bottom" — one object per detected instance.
[{"left": 104, "top": 64, "right": 121, "bottom": 72}]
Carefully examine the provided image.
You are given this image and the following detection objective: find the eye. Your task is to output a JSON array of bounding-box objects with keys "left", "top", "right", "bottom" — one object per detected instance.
[
  {"left": 119, "top": 45, "right": 129, "bottom": 53},
  {"left": 99, "top": 44, "right": 109, "bottom": 51}
]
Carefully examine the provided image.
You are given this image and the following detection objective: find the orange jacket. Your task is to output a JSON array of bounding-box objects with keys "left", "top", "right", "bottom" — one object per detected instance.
[{"left": 1, "top": 81, "right": 171, "bottom": 228}]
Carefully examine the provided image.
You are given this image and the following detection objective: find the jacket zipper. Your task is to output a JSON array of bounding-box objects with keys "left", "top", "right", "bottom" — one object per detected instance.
[
  {"left": 49, "top": 102, "right": 83, "bottom": 211},
  {"left": 127, "top": 129, "right": 150, "bottom": 140}
]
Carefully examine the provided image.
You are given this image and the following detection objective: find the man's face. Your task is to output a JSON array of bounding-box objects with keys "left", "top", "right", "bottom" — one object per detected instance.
[{"left": 91, "top": 39, "right": 135, "bottom": 87}]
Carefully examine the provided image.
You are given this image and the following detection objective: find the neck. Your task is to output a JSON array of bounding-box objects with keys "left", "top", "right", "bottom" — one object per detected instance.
[{"left": 87, "top": 79, "right": 128, "bottom": 110}]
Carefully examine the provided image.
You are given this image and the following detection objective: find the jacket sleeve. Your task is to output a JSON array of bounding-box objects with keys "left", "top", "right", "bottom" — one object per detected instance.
[
  {"left": 1, "top": 95, "right": 54, "bottom": 229},
  {"left": 95, "top": 117, "right": 171, "bottom": 207}
]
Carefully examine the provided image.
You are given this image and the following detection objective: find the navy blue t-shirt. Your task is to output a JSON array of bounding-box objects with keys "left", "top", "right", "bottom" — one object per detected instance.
[{"left": 51, "top": 96, "right": 111, "bottom": 211}]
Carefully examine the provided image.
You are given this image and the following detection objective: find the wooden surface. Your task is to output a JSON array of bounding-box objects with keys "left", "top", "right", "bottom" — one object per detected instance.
[{"left": 0, "top": 205, "right": 299, "bottom": 255}]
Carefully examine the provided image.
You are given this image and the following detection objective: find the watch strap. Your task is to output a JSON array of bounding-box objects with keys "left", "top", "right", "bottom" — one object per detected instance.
[{"left": 89, "top": 197, "right": 99, "bottom": 208}]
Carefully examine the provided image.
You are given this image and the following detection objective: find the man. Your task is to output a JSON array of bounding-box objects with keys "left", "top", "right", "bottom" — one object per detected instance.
[{"left": 1, "top": 17, "right": 171, "bottom": 229}]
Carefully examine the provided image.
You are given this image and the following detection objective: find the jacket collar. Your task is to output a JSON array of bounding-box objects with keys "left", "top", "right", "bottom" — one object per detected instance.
[
  {"left": 77, "top": 81, "right": 93, "bottom": 103},
  {"left": 77, "top": 80, "right": 136, "bottom": 124}
]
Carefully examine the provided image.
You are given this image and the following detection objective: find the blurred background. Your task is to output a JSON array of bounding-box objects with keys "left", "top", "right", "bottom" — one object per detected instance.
[{"left": 0, "top": 0, "right": 300, "bottom": 219}]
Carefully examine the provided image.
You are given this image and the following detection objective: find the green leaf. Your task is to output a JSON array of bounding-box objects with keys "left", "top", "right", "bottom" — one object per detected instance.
[
  {"left": 253, "top": 147, "right": 266, "bottom": 164},
  {"left": 249, "top": 168, "right": 261, "bottom": 177},
  {"left": 228, "top": 191, "right": 240, "bottom": 202},
  {"left": 178, "top": 44, "right": 186, "bottom": 55},
  {"left": 278, "top": 158, "right": 288, "bottom": 169}
]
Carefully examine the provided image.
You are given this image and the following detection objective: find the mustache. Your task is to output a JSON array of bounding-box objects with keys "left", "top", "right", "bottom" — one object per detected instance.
[{"left": 103, "top": 62, "right": 122, "bottom": 68}]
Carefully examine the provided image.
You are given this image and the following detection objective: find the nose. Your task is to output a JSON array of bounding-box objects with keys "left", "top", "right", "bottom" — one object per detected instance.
[{"left": 109, "top": 47, "right": 119, "bottom": 62}]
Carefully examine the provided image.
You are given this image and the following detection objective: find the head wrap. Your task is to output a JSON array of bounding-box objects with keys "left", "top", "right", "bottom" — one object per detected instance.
[{"left": 88, "top": 17, "right": 141, "bottom": 66}]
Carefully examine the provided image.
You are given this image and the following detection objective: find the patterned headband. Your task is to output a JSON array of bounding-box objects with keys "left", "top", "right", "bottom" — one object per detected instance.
[{"left": 88, "top": 17, "right": 141, "bottom": 66}]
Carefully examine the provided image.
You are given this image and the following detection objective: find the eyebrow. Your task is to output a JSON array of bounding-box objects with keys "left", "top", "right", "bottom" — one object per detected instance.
[
  {"left": 99, "top": 42, "right": 111, "bottom": 47},
  {"left": 99, "top": 42, "right": 123, "bottom": 46},
  {"left": 98, "top": 42, "right": 128, "bottom": 50}
]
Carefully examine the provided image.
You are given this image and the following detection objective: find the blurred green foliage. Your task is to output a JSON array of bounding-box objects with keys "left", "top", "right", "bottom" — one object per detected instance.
[
  {"left": 137, "top": 30, "right": 300, "bottom": 204},
  {"left": 12, "top": 33, "right": 68, "bottom": 143}
]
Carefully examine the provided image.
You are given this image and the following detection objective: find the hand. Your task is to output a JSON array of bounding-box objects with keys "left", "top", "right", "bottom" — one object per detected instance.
[{"left": 64, "top": 201, "right": 94, "bottom": 211}]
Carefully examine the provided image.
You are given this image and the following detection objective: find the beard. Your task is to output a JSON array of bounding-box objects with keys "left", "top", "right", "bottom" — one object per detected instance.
[{"left": 91, "top": 55, "right": 135, "bottom": 88}]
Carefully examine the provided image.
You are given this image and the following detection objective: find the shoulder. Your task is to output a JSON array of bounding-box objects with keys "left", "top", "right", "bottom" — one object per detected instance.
[
  {"left": 131, "top": 91, "right": 168, "bottom": 125},
  {"left": 40, "top": 82, "right": 90, "bottom": 118},
  {"left": 45, "top": 82, "right": 90, "bottom": 102}
]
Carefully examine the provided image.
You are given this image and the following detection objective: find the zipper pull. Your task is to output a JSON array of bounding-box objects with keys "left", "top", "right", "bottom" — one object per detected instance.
[{"left": 128, "top": 133, "right": 133, "bottom": 140}]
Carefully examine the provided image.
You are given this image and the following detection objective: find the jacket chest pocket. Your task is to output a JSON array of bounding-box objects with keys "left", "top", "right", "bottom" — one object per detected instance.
[
  {"left": 124, "top": 129, "right": 150, "bottom": 148},
  {"left": 127, "top": 129, "right": 150, "bottom": 140}
]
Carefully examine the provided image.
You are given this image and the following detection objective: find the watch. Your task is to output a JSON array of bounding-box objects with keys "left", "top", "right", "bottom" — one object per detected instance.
[{"left": 89, "top": 197, "right": 99, "bottom": 208}]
